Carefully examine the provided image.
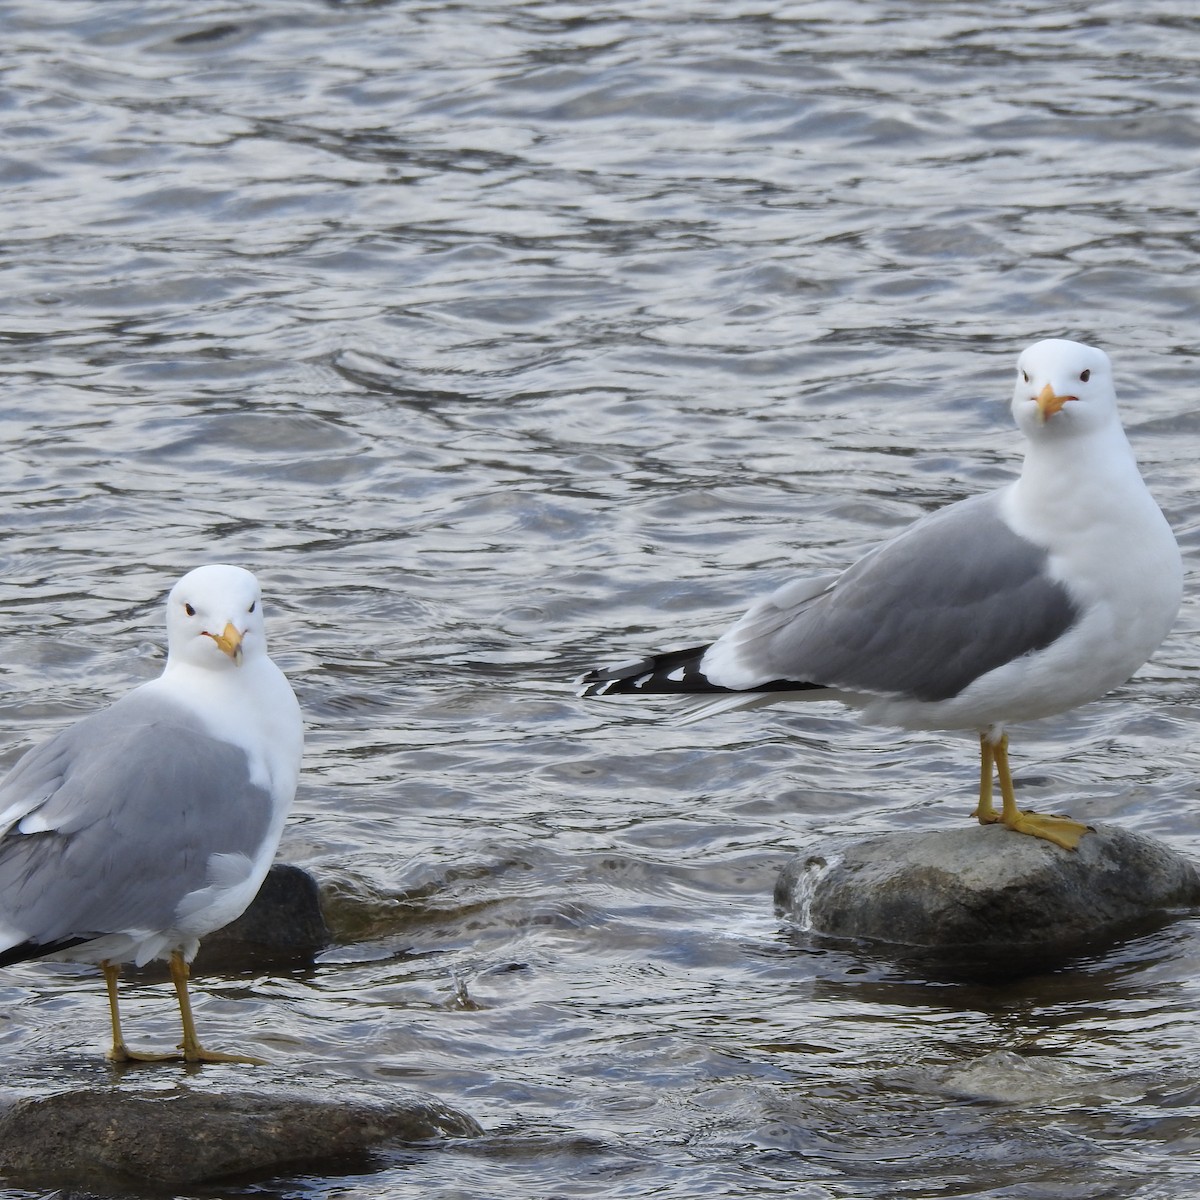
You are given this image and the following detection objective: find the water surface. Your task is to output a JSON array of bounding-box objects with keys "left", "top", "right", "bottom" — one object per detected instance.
[{"left": 2, "top": 2, "right": 1200, "bottom": 1196}]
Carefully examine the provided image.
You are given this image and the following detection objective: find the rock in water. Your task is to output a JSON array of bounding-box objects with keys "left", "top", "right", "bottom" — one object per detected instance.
[
  {"left": 195, "top": 862, "right": 330, "bottom": 971},
  {"left": 776, "top": 823, "right": 1200, "bottom": 969},
  {"left": 0, "top": 1087, "right": 480, "bottom": 1188}
]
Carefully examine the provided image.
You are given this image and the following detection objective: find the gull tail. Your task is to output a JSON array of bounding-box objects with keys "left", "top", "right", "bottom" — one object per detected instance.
[{"left": 578, "top": 645, "right": 827, "bottom": 725}]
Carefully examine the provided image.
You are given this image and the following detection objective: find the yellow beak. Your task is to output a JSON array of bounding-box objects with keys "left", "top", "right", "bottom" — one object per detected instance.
[
  {"left": 1035, "top": 382, "right": 1075, "bottom": 423},
  {"left": 208, "top": 622, "right": 244, "bottom": 664}
]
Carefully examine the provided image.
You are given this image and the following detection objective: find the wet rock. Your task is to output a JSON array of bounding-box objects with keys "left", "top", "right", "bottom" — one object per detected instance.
[
  {"left": 195, "top": 862, "right": 330, "bottom": 971},
  {"left": 776, "top": 823, "right": 1200, "bottom": 969},
  {"left": 0, "top": 1085, "right": 480, "bottom": 1189},
  {"left": 930, "top": 1050, "right": 1087, "bottom": 1104}
]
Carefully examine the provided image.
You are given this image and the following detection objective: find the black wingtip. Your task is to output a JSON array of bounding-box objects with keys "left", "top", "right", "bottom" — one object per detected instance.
[
  {"left": 0, "top": 936, "right": 92, "bottom": 968},
  {"left": 578, "top": 646, "right": 829, "bottom": 701},
  {"left": 576, "top": 675, "right": 633, "bottom": 698},
  {"left": 576, "top": 644, "right": 729, "bottom": 696}
]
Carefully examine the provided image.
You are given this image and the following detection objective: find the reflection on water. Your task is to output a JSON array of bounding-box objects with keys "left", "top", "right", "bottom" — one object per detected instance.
[{"left": 3, "top": 0, "right": 1200, "bottom": 1195}]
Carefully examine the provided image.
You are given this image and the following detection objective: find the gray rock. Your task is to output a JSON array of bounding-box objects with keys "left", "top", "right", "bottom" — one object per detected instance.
[
  {"left": 0, "top": 1086, "right": 480, "bottom": 1189},
  {"left": 195, "top": 862, "right": 330, "bottom": 971},
  {"left": 776, "top": 823, "right": 1200, "bottom": 970}
]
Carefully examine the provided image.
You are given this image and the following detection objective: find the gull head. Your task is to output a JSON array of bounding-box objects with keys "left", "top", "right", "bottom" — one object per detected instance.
[
  {"left": 1011, "top": 338, "right": 1119, "bottom": 439},
  {"left": 165, "top": 564, "right": 269, "bottom": 671}
]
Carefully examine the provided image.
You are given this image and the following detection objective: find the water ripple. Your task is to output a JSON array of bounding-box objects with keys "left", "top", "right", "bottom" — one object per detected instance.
[{"left": 2, "top": 1, "right": 1200, "bottom": 1197}]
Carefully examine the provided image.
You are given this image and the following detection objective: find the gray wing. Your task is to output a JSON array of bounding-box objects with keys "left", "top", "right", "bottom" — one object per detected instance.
[
  {"left": 703, "top": 491, "right": 1081, "bottom": 702},
  {"left": 0, "top": 692, "right": 275, "bottom": 955}
]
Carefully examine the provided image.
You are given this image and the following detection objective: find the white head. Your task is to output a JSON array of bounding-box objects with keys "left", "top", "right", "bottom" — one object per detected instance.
[
  {"left": 164, "top": 564, "right": 269, "bottom": 671},
  {"left": 1011, "top": 338, "right": 1121, "bottom": 441}
]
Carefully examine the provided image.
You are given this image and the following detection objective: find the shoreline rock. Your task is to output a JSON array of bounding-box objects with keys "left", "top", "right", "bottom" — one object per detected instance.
[
  {"left": 0, "top": 1085, "right": 480, "bottom": 1189},
  {"left": 776, "top": 822, "right": 1200, "bottom": 974}
]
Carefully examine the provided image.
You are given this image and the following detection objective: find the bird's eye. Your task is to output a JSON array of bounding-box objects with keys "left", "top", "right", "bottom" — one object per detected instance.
[
  {"left": 1021, "top": 369, "right": 1030, "bottom": 384},
  {"left": 249, "top": 601, "right": 257, "bottom": 613},
  {"left": 184, "top": 603, "right": 196, "bottom": 617},
  {"left": 1079, "top": 369, "right": 1090, "bottom": 382}
]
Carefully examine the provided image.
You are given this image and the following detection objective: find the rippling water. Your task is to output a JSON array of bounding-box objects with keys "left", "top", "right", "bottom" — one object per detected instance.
[{"left": 3, "top": 1, "right": 1200, "bottom": 1196}]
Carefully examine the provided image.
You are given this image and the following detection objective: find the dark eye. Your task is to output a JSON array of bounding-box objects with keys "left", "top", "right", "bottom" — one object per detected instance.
[
  {"left": 249, "top": 601, "right": 257, "bottom": 613},
  {"left": 1079, "top": 369, "right": 1091, "bottom": 382},
  {"left": 184, "top": 603, "right": 196, "bottom": 617},
  {"left": 1021, "top": 370, "right": 1030, "bottom": 384}
]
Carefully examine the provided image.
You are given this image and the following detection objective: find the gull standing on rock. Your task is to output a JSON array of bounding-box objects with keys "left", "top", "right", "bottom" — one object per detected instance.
[
  {"left": 0, "top": 564, "right": 303, "bottom": 1063},
  {"left": 580, "top": 340, "right": 1182, "bottom": 850}
]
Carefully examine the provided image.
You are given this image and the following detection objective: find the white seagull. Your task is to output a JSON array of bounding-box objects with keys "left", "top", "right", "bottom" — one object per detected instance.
[
  {"left": 0, "top": 564, "right": 303, "bottom": 1063},
  {"left": 580, "top": 339, "right": 1182, "bottom": 850}
]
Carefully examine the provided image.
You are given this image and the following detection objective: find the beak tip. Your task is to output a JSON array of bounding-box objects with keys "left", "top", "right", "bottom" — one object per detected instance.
[
  {"left": 207, "top": 621, "right": 246, "bottom": 662},
  {"left": 1034, "top": 382, "right": 1071, "bottom": 422}
]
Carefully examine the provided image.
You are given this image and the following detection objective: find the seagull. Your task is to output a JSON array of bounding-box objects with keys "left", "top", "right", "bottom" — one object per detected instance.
[
  {"left": 579, "top": 339, "right": 1182, "bottom": 850},
  {"left": 0, "top": 564, "right": 303, "bottom": 1063}
]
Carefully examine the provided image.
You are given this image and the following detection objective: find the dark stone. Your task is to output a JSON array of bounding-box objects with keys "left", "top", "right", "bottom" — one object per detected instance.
[
  {"left": 195, "top": 863, "right": 330, "bottom": 971},
  {"left": 776, "top": 823, "right": 1200, "bottom": 973},
  {"left": 0, "top": 1086, "right": 480, "bottom": 1189}
]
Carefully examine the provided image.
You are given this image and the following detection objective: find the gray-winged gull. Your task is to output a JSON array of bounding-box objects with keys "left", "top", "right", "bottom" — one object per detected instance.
[
  {"left": 580, "top": 339, "right": 1182, "bottom": 850},
  {"left": 0, "top": 564, "right": 303, "bottom": 1063}
]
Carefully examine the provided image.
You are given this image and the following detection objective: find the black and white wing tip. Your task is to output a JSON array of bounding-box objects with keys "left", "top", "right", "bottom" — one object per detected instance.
[{"left": 576, "top": 645, "right": 720, "bottom": 697}]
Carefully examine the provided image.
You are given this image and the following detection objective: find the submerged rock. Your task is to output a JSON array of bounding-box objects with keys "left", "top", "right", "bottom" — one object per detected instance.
[
  {"left": 776, "top": 823, "right": 1200, "bottom": 969},
  {"left": 930, "top": 1049, "right": 1088, "bottom": 1104},
  {"left": 0, "top": 1086, "right": 480, "bottom": 1189}
]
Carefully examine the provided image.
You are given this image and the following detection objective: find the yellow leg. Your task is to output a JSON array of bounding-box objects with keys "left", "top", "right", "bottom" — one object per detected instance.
[
  {"left": 169, "top": 950, "right": 266, "bottom": 1066},
  {"left": 102, "top": 960, "right": 177, "bottom": 1063},
  {"left": 973, "top": 733, "right": 996, "bottom": 825},
  {"left": 973, "top": 732, "right": 1092, "bottom": 851},
  {"left": 993, "top": 735, "right": 1018, "bottom": 824}
]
